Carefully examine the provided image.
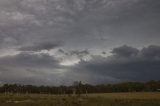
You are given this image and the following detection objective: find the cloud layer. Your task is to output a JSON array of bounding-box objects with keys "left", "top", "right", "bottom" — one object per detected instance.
[
  {"left": 0, "top": 45, "right": 160, "bottom": 85},
  {"left": 71, "top": 45, "right": 160, "bottom": 84},
  {"left": 0, "top": 0, "right": 160, "bottom": 85}
]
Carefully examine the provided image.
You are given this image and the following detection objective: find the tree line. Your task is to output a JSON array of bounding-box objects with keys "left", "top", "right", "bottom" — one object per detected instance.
[{"left": 0, "top": 80, "right": 160, "bottom": 95}]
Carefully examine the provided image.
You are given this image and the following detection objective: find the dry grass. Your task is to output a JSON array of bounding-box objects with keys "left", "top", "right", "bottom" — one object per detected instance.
[
  {"left": 0, "top": 92, "right": 160, "bottom": 106},
  {"left": 86, "top": 92, "right": 160, "bottom": 99}
]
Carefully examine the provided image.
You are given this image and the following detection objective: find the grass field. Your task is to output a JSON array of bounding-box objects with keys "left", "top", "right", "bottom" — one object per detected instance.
[{"left": 0, "top": 92, "right": 160, "bottom": 106}]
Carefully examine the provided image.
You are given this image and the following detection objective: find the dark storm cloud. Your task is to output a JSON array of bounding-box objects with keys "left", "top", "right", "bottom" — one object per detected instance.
[
  {"left": 19, "top": 42, "right": 62, "bottom": 51},
  {"left": 0, "top": 45, "right": 160, "bottom": 85},
  {"left": 70, "top": 50, "right": 89, "bottom": 56},
  {"left": 0, "top": 53, "right": 60, "bottom": 68},
  {"left": 70, "top": 45, "right": 160, "bottom": 84},
  {"left": 57, "top": 49, "right": 90, "bottom": 60},
  {"left": 111, "top": 45, "right": 139, "bottom": 57},
  {"left": 0, "top": 0, "right": 159, "bottom": 52},
  {"left": 0, "top": 0, "right": 160, "bottom": 85},
  {"left": 0, "top": 52, "right": 66, "bottom": 85},
  {"left": 141, "top": 45, "right": 160, "bottom": 58}
]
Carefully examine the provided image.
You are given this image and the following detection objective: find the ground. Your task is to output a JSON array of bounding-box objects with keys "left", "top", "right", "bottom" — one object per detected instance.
[{"left": 0, "top": 92, "right": 160, "bottom": 106}]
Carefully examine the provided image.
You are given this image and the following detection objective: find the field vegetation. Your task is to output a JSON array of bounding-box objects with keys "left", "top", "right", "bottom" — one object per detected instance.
[
  {"left": 0, "top": 92, "right": 160, "bottom": 106},
  {"left": 0, "top": 81, "right": 159, "bottom": 106}
]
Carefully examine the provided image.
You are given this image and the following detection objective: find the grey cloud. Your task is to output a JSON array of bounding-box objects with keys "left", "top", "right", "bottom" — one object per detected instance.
[
  {"left": 19, "top": 42, "right": 62, "bottom": 51},
  {"left": 0, "top": 0, "right": 160, "bottom": 51},
  {"left": 70, "top": 45, "right": 160, "bottom": 84},
  {"left": 58, "top": 49, "right": 90, "bottom": 57},
  {"left": 0, "top": 45, "right": 160, "bottom": 85},
  {"left": 111, "top": 45, "right": 139, "bottom": 57},
  {"left": 69, "top": 50, "right": 90, "bottom": 58},
  {"left": 0, "top": 70, "right": 66, "bottom": 85},
  {"left": 0, "top": 53, "right": 59, "bottom": 68},
  {"left": 102, "top": 51, "right": 106, "bottom": 55},
  {"left": 141, "top": 45, "right": 160, "bottom": 59},
  {"left": 58, "top": 49, "right": 66, "bottom": 54},
  {"left": 0, "top": 0, "right": 160, "bottom": 85},
  {"left": 0, "top": 52, "right": 65, "bottom": 85}
]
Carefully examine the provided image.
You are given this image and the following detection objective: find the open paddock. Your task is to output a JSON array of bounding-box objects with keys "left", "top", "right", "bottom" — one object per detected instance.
[{"left": 0, "top": 92, "right": 160, "bottom": 106}]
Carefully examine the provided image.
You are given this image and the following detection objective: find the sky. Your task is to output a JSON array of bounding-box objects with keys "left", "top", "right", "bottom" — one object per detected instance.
[{"left": 0, "top": 0, "right": 160, "bottom": 85}]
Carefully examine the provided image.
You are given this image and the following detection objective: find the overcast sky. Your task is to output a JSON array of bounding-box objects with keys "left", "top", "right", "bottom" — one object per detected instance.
[{"left": 0, "top": 0, "right": 160, "bottom": 85}]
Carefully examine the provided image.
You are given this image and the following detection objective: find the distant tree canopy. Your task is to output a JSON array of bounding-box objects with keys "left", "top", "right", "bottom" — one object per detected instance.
[{"left": 0, "top": 80, "right": 160, "bottom": 94}]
